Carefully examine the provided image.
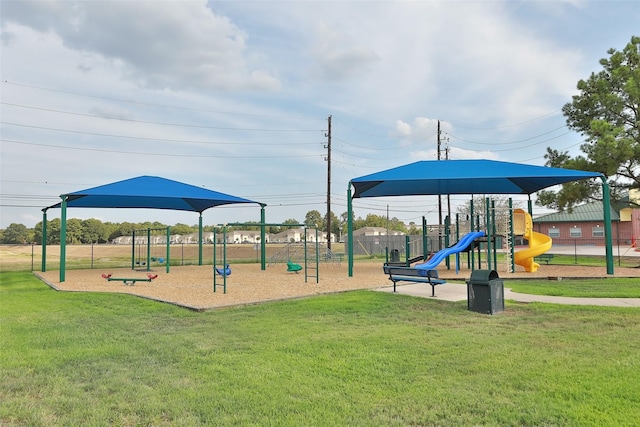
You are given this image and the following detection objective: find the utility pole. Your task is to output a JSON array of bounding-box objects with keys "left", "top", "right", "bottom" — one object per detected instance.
[
  {"left": 325, "top": 115, "right": 332, "bottom": 250},
  {"left": 437, "top": 120, "right": 443, "bottom": 249}
]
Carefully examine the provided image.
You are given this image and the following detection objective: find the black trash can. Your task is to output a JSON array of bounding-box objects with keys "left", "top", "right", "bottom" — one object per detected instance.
[
  {"left": 466, "top": 270, "right": 504, "bottom": 315},
  {"left": 390, "top": 249, "right": 400, "bottom": 263}
]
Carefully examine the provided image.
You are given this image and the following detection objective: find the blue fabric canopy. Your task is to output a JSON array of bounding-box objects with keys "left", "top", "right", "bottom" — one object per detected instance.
[
  {"left": 48, "top": 176, "right": 261, "bottom": 212},
  {"left": 346, "top": 159, "right": 614, "bottom": 277},
  {"left": 44, "top": 176, "right": 263, "bottom": 282},
  {"left": 351, "top": 159, "right": 602, "bottom": 198}
]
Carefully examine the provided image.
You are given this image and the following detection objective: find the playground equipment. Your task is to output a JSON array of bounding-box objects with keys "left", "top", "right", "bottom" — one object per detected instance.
[
  {"left": 395, "top": 197, "right": 552, "bottom": 274},
  {"left": 212, "top": 223, "right": 321, "bottom": 293},
  {"left": 250, "top": 224, "right": 320, "bottom": 283},
  {"left": 131, "top": 227, "right": 170, "bottom": 274},
  {"left": 415, "top": 231, "right": 486, "bottom": 272},
  {"left": 215, "top": 264, "right": 231, "bottom": 276},
  {"left": 212, "top": 226, "right": 229, "bottom": 293},
  {"left": 102, "top": 272, "right": 158, "bottom": 286},
  {"left": 513, "top": 208, "right": 552, "bottom": 272},
  {"left": 287, "top": 260, "right": 302, "bottom": 273}
]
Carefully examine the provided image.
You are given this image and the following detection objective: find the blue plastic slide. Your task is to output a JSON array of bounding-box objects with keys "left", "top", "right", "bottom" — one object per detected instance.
[{"left": 415, "top": 231, "right": 486, "bottom": 270}]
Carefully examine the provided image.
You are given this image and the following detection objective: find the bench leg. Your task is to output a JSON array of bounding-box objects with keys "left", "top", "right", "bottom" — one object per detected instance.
[{"left": 431, "top": 284, "right": 435, "bottom": 297}]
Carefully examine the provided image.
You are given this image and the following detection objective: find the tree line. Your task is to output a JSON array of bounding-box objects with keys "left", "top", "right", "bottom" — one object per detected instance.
[{"left": 0, "top": 209, "right": 411, "bottom": 245}]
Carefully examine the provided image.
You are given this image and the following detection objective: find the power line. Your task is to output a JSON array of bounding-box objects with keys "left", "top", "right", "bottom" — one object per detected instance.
[
  {"left": 447, "top": 125, "right": 569, "bottom": 145},
  {"left": 2, "top": 80, "right": 324, "bottom": 121},
  {"left": 1, "top": 122, "right": 320, "bottom": 146},
  {"left": 1, "top": 139, "right": 321, "bottom": 159},
  {"left": 449, "top": 109, "right": 563, "bottom": 130},
  {"left": 1, "top": 102, "right": 324, "bottom": 132}
]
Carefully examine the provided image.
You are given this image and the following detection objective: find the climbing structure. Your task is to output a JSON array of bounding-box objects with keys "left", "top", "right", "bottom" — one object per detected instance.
[{"left": 269, "top": 238, "right": 344, "bottom": 283}]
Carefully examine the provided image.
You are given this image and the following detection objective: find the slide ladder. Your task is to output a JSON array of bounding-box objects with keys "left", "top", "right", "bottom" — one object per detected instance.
[{"left": 503, "top": 211, "right": 514, "bottom": 272}]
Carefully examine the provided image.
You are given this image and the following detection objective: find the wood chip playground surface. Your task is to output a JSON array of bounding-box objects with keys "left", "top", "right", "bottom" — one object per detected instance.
[{"left": 37, "top": 261, "right": 640, "bottom": 311}]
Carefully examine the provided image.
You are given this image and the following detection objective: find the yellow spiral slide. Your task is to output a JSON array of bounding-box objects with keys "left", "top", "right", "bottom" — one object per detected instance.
[{"left": 513, "top": 208, "right": 552, "bottom": 272}]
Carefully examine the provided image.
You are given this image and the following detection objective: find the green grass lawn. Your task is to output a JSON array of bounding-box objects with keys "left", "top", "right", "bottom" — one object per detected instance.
[
  {"left": 2, "top": 272, "right": 640, "bottom": 426},
  {"left": 507, "top": 277, "right": 640, "bottom": 298}
]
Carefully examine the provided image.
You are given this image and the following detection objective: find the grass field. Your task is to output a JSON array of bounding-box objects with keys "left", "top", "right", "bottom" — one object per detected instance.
[
  {"left": 0, "top": 243, "right": 318, "bottom": 272},
  {"left": 2, "top": 243, "right": 640, "bottom": 273},
  {"left": 1, "top": 271, "right": 640, "bottom": 426}
]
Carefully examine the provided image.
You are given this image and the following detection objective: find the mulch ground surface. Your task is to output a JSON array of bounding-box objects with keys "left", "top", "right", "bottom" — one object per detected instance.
[{"left": 37, "top": 262, "right": 640, "bottom": 311}]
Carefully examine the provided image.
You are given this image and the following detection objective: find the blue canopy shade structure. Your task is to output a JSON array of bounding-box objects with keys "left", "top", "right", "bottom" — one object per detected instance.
[
  {"left": 42, "top": 176, "right": 264, "bottom": 282},
  {"left": 351, "top": 160, "right": 602, "bottom": 198},
  {"left": 347, "top": 159, "right": 613, "bottom": 275},
  {"left": 46, "top": 176, "right": 259, "bottom": 212}
]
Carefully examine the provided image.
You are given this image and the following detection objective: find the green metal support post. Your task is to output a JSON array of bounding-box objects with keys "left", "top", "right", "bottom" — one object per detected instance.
[
  {"left": 491, "top": 199, "right": 498, "bottom": 269},
  {"left": 60, "top": 196, "right": 67, "bottom": 282},
  {"left": 601, "top": 178, "right": 614, "bottom": 274},
  {"left": 213, "top": 228, "right": 217, "bottom": 292},
  {"left": 422, "top": 216, "right": 428, "bottom": 262},
  {"left": 166, "top": 226, "right": 171, "bottom": 273},
  {"left": 131, "top": 230, "right": 136, "bottom": 270},
  {"left": 41, "top": 210, "right": 47, "bottom": 272},
  {"left": 260, "top": 205, "right": 266, "bottom": 270},
  {"left": 444, "top": 215, "right": 450, "bottom": 269},
  {"left": 146, "top": 228, "right": 151, "bottom": 271},
  {"left": 405, "top": 235, "right": 410, "bottom": 267},
  {"left": 485, "top": 198, "right": 492, "bottom": 271},
  {"left": 198, "top": 214, "right": 203, "bottom": 266},
  {"left": 347, "top": 184, "right": 354, "bottom": 276}
]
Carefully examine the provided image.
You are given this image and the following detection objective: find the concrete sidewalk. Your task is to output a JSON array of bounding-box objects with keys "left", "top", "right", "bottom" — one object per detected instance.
[{"left": 374, "top": 282, "right": 640, "bottom": 307}]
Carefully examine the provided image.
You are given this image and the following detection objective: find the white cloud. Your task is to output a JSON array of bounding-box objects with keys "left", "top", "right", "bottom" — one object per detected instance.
[
  {"left": 1, "top": 1, "right": 639, "bottom": 228},
  {"left": 394, "top": 120, "right": 412, "bottom": 137},
  {"left": 311, "top": 22, "right": 380, "bottom": 81},
  {"left": 410, "top": 146, "right": 499, "bottom": 162},
  {"left": 1, "top": 1, "right": 279, "bottom": 91}
]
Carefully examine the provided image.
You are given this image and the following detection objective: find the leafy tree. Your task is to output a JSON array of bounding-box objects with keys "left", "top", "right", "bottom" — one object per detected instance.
[
  {"left": 537, "top": 36, "right": 640, "bottom": 211},
  {"left": 81, "top": 218, "right": 109, "bottom": 243},
  {"left": 172, "top": 223, "right": 196, "bottom": 235},
  {"left": 137, "top": 221, "right": 166, "bottom": 231},
  {"left": 304, "top": 210, "right": 324, "bottom": 229},
  {"left": 350, "top": 213, "right": 407, "bottom": 233},
  {"left": 33, "top": 221, "right": 43, "bottom": 244},
  {"left": 267, "top": 225, "right": 282, "bottom": 234},
  {"left": 325, "top": 211, "right": 341, "bottom": 239},
  {"left": 281, "top": 218, "right": 300, "bottom": 229},
  {"left": 407, "top": 222, "right": 421, "bottom": 235},
  {"left": 1, "top": 223, "right": 29, "bottom": 244},
  {"left": 106, "top": 222, "right": 137, "bottom": 241},
  {"left": 340, "top": 211, "right": 351, "bottom": 237},
  {"left": 34, "top": 218, "right": 61, "bottom": 244},
  {"left": 66, "top": 218, "right": 83, "bottom": 244},
  {"left": 234, "top": 221, "right": 260, "bottom": 231}
]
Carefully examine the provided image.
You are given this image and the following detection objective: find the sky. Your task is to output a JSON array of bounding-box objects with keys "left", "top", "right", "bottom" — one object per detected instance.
[{"left": 1, "top": 0, "right": 639, "bottom": 231}]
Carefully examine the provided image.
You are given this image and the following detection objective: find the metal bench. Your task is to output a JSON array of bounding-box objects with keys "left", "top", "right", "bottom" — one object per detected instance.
[
  {"left": 534, "top": 254, "right": 554, "bottom": 264},
  {"left": 383, "top": 264, "right": 446, "bottom": 297}
]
